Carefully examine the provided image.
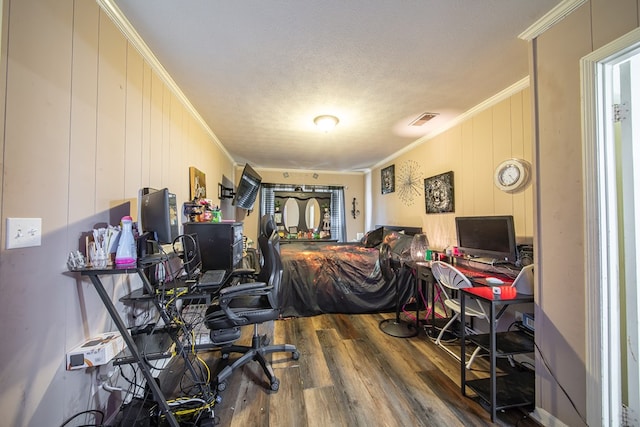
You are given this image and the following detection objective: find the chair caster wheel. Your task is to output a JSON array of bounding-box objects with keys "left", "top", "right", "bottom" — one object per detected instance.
[
  {"left": 270, "top": 378, "right": 280, "bottom": 391},
  {"left": 198, "top": 416, "right": 216, "bottom": 427},
  {"left": 292, "top": 351, "right": 300, "bottom": 360},
  {"left": 217, "top": 381, "right": 227, "bottom": 392}
]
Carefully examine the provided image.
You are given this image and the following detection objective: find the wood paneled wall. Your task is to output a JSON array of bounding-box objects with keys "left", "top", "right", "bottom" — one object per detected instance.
[
  {"left": 532, "top": 1, "right": 639, "bottom": 425},
  {"left": 0, "top": 1, "right": 233, "bottom": 425},
  {"left": 370, "top": 88, "right": 533, "bottom": 251}
]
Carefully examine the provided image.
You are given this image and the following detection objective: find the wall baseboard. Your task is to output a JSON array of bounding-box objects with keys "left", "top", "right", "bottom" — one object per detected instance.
[{"left": 530, "top": 407, "right": 569, "bottom": 427}]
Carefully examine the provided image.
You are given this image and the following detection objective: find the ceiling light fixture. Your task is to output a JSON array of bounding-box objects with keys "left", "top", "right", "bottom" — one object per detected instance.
[{"left": 314, "top": 115, "right": 339, "bottom": 132}]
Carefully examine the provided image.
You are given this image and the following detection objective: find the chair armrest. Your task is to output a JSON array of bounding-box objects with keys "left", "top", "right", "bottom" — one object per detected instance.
[
  {"left": 218, "top": 281, "right": 274, "bottom": 325},
  {"left": 222, "top": 268, "right": 257, "bottom": 289},
  {"left": 219, "top": 281, "right": 271, "bottom": 297},
  {"left": 228, "top": 267, "right": 256, "bottom": 277}
]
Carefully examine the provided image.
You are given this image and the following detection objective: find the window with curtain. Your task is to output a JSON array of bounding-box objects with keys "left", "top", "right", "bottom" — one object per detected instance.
[{"left": 260, "top": 184, "right": 346, "bottom": 242}]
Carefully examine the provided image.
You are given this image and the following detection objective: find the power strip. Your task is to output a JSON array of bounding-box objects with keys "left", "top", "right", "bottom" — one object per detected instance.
[
  {"left": 522, "top": 312, "right": 535, "bottom": 331},
  {"left": 514, "top": 321, "right": 534, "bottom": 338}
]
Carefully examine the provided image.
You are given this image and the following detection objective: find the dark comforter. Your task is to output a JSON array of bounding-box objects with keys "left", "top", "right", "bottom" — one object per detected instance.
[{"left": 279, "top": 238, "right": 414, "bottom": 317}]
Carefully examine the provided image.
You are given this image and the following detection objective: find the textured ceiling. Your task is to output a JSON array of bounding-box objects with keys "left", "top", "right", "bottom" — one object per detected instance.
[{"left": 112, "top": 0, "right": 560, "bottom": 172}]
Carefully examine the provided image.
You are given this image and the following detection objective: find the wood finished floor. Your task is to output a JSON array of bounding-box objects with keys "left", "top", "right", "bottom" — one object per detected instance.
[{"left": 172, "top": 312, "right": 539, "bottom": 427}]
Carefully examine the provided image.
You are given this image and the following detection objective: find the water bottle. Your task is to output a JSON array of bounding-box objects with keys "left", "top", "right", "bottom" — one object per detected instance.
[
  {"left": 212, "top": 206, "right": 222, "bottom": 223},
  {"left": 115, "top": 216, "right": 137, "bottom": 266}
]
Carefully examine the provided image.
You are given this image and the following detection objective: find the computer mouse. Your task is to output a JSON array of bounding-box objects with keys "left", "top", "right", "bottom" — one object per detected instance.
[{"left": 485, "top": 277, "right": 504, "bottom": 285}]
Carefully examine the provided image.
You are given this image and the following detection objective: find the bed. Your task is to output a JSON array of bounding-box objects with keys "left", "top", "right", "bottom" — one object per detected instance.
[{"left": 279, "top": 225, "right": 422, "bottom": 317}]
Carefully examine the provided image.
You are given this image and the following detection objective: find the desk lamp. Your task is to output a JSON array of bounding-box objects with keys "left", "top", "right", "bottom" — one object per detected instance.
[{"left": 410, "top": 233, "right": 430, "bottom": 261}]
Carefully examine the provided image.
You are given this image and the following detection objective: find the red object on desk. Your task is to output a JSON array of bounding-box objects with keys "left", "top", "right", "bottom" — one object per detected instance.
[
  {"left": 452, "top": 265, "right": 514, "bottom": 284},
  {"left": 465, "top": 285, "right": 517, "bottom": 300}
]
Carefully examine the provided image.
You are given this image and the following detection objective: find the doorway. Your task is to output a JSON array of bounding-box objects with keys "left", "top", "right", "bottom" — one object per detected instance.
[{"left": 581, "top": 27, "right": 640, "bottom": 427}]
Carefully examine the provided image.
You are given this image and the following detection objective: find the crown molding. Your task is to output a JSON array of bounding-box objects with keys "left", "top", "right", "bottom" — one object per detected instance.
[
  {"left": 257, "top": 166, "right": 366, "bottom": 176},
  {"left": 96, "top": 0, "right": 234, "bottom": 163},
  {"left": 518, "top": 0, "right": 587, "bottom": 41},
  {"left": 371, "top": 76, "right": 530, "bottom": 170}
]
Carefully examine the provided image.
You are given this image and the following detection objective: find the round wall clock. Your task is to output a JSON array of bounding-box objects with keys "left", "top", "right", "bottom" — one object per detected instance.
[
  {"left": 397, "top": 160, "right": 422, "bottom": 206},
  {"left": 494, "top": 158, "right": 531, "bottom": 193}
]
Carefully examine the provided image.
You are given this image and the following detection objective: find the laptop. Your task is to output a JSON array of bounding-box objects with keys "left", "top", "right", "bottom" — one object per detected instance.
[{"left": 180, "top": 234, "right": 227, "bottom": 291}]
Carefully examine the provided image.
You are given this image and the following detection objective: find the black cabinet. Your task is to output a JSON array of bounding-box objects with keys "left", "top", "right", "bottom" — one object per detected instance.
[{"left": 183, "top": 222, "right": 243, "bottom": 271}]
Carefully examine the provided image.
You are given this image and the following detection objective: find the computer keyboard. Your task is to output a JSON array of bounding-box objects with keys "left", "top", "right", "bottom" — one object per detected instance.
[
  {"left": 454, "top": 265, "right": 490, "bottom": 278},
  {"left": 453, "top": 265, "right": 515, "bottom": 285},
  {"left": 198, "top": 269, "right": 226, "bottom": 287}
]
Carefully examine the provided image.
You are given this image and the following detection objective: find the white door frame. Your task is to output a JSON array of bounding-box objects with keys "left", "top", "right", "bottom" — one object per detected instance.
[{"left": 581, "top": 27, "right": 640, "bottom": 427}]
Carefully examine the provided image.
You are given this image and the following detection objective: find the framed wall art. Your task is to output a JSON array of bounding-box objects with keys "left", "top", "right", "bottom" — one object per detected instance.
[
  {"left": 381, "top": 164, "right": 395, "bottom": 194},
  {"left": 424, "top": 171, "right": 454, "bottom": 214},
  {"left": 189, "top": 167, "right": 207, "bottom": 200},
  {"left": 397, "top": 160, "right": 422, "bottom": 206}
]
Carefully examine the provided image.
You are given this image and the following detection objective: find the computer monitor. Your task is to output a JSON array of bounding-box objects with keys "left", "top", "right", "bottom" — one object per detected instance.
[
  {"left": 139, "top": 188, "right": 178, "bottom": 245},
  {"left": 455, "top": 215, "right": 517, "bottom": 264}
]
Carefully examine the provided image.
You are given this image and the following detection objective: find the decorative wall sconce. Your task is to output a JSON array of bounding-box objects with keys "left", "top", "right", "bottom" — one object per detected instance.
[{"left": 351, "top": 197, "right": 360, "bottom": 219}]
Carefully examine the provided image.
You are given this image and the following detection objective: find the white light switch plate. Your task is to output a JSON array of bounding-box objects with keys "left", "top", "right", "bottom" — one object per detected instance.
[{"left": 6, "top": 218, "right": 42, "bottom": 249}]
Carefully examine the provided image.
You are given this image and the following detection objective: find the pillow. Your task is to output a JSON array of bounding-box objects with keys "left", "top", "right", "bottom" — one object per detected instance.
[
  {"left": 362, "top": 227, "right": 384, "bottom": 248},
  {"left": 383, "top": 227, "right": 404, "bottom": 239}
]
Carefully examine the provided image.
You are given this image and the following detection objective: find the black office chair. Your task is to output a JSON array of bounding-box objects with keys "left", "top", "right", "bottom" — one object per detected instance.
[
  {"left": 222, "top": 214, "right": 278, "bottom": 285},
  {"left": 259, "top": 213, "right": 280, "bottom": 254},
  {"left": 204, "top": 218, "right": 299, "bottom": 392}
]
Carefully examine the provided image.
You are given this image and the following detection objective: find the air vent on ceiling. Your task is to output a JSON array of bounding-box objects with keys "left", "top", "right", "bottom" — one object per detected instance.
[{"left": 409, "top": 112, "right": 439, "bottom": 126}]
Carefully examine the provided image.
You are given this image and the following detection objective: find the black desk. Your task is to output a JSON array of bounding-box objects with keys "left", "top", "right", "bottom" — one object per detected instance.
[
  {"left": 414, "top": 261, "right": 450, "bottom": 337},
  {"left": 417, "top": 261, "right": 519, "bottom": 334},
  {"left": 460, "top": 287, "right": 534, "bottom": 422},
  {"left": 416, "top": 261, "right": 533, "bottom": 421},
  {"left": 73, "top": 264, "right": 215, "bottom": 426}
]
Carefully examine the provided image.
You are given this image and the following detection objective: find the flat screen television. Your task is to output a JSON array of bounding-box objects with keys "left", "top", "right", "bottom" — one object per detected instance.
[
  {"left": 139, "top": 188, "right": 178, "bottom": 244},
  {"left": 455, "top": 215, "right": 517, "bottom": 264},
  {"left": 232, "top": 163, "right": 262, "bottom": 210}
]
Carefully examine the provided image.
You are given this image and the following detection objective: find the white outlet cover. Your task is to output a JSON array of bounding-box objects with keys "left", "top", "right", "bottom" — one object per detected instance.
[{"left": 6, "top": 218, "right": 42, "bottom": 249}]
